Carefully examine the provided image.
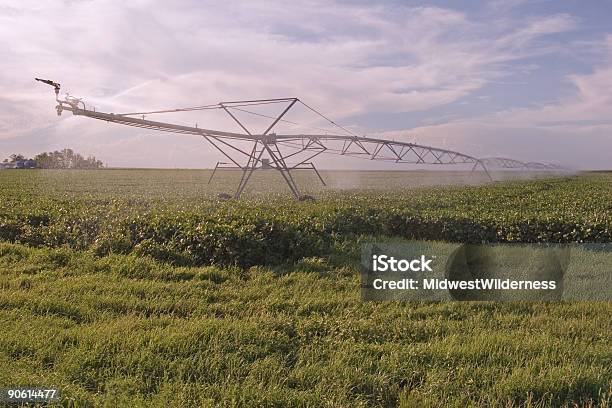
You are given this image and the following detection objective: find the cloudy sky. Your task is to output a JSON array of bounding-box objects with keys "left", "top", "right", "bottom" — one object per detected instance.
[{"left": 1, "top": 0, "right": 611, "bottom": 169}]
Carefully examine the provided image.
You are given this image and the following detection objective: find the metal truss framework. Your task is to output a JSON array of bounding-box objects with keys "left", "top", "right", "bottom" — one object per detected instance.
[
  {"left": 479, "top": 157, "right": 564, "bottom": 171},
  {"left": 36, "top": 79, "right": 564, "bottom": 200}
]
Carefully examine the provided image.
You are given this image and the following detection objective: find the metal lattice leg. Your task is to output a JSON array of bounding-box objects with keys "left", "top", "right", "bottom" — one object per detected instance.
[
  {"left": 208, "top": 162, "right": 221, "bottom": 184},
  {"left": 309, "top": 163, "right": 326, "bottom": 186},
  {"left": 264, "top": 144, "right": 302, "bottom": 199}
]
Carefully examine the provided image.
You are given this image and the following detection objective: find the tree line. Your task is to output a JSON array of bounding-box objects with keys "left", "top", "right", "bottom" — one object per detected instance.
[{"left": 2, "top": 149, "right": 104, "bottom": 169}]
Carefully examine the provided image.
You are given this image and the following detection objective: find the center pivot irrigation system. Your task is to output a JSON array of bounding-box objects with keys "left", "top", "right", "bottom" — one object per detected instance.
[{"left": 36, "top": 78, "right": 563, "bottom": 200}]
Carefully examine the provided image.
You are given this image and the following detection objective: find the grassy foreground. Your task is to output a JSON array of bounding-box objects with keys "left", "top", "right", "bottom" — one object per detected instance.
[
  {"left": 0, "top": 242, "right": 610, "bottom": 407},
  {"left": 0, "top": 170, "right": 610, "bottom": 407}
]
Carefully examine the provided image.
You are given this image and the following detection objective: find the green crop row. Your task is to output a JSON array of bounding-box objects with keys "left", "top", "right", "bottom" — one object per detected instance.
[{"left": 1, "top": 171, "right": 611, "bottom": 267}]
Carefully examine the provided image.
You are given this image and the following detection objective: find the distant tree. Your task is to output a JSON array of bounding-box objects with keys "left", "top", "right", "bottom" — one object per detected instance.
[
  {"left": 9, "top": 154, "right": 26, "bottom": 163},
  {"left": 33, "top": 149, "right": 104, "bottom": 169},
  {"left": 33, "top": 152, "right": 51, "bottom": 168}
]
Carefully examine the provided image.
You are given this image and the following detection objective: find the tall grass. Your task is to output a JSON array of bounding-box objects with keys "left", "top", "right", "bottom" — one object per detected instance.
[{"left": 1, "top": 243, "right": 610, "bottom": 407}]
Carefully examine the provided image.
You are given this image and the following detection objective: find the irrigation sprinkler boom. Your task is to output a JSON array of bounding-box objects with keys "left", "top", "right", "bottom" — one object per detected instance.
[
  {"left": 479, "top": 157, "right": 563, "bottom": 171},
  {"left": 36, "top": 79, "right": 561, "bottom": 199}
]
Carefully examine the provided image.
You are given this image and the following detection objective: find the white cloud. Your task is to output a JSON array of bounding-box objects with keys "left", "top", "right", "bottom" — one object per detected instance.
[{"left": 385, "top": 35, "right": 612, "bottom": 169}]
